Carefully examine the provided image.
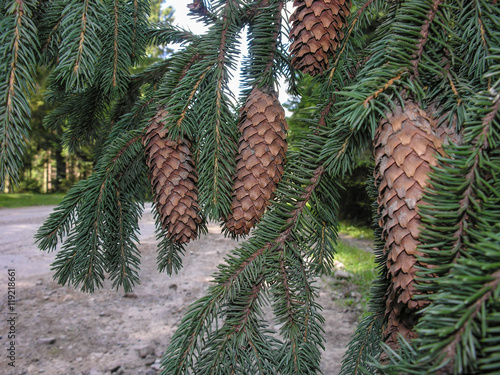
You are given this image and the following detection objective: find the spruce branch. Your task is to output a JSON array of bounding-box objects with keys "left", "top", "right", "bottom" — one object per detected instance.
[
  {"left": 38, "top": 0, "right": 64, "bottom": 66},
  {"left": 97, "top": 0, "right": 133, "bottom": 97},
  {"left": 409, "top": 0, "right": 443, "bottom": 80},
  {"left": 193, "top": 278, "right": 278, "bottom": 374},
  {"left": 379, "top": 59, "right": 500, "bottom": 372},
  {"left": 35, "top": 179, "right": 88, "bottom": 252},
  {"left": 0, "top": 0, "right": 39, "bottom": 189},
  {"left": 130, "top": 58, "right": 172, "bottom": 88},
  {"left": 148, "top": 23, "right": 199, "bottom": 47},
  {"left": 363, "top": 70, "right": 404, "bottom": 107},
  {"left": 129, "top": 0, "right": 149, "bottom": 64},
  {"left": 44, "top": 85, "right": 109, "bottom": 152},
  {"left": 456, "top": 1, "right": 499, "bottom": 83},
  {"left": 161, "top": 293, "right": 223, "bottom": 374},
  {"left": 2, "top": 0, "right": 498, "bottom": 373},
  {"left": 52, "top": 0, "right": 104, "bottom": 90},
  {"left": 441, "top": 267, "right": 500, "bottom": 368},
  {"left": 162, "top": 101, "right": 339, "bottom": 372},
  {"left": 131, "top": 0, "right": 140, "bottom": 60},
  {"left": 327, "top": 0, "right": 377, "bottom": 84},
  {"left": 46, "top": 128, "right": 146, "bottom": 292},
  {"left": 242, "top": 0, "right": 284, "bottom": 90},
  {"left": 419, "top": 91, "right": 499, "bottom": 286},
  {"left": 339, "top": 312, "right": 384, "bottom": 375},
  {"left": 155, "top": 226, "right": 186, "bottom": 275},
  {"left": 176, "top": 1, "right": 242, "bottom": 220}
]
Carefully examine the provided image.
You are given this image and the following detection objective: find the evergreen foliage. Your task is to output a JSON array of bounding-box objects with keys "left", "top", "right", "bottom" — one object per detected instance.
[
  {"left": 0, "top": 0, "right": 39, "bottom": 189},
  {"left": 1, "top": 0, "right": 499, "bottom": 374}
]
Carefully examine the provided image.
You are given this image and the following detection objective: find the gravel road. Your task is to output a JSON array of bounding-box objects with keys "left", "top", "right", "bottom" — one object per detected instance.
[{"left": 0, "top": 204, "right": 361, "bottom": 375}]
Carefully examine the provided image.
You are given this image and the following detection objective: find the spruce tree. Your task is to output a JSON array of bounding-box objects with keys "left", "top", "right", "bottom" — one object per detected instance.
[{"left": 1, "top": 0, "right": 499, "bottom": 374}]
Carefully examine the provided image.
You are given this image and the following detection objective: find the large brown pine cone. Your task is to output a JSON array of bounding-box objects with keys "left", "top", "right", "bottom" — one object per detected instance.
[
  {"left": 374, "top": 102, "right": 447, "bottom": 349},
  {"left": 143, "top": 109, "right": 202, "bottom": 244},
  {"left": 289, "top": 0, "right": 351, "bottom": 76},
  {"left": 225, "top": 87, "right": 288, "bottom": 235}
]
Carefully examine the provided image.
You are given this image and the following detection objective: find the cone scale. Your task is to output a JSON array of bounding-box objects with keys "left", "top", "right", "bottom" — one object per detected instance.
[
  {"left": 374, "top": 102, "right": 446, "bottom": 348},
  {"left": 143, "top": 109, "right": 202, "bottom": 244},
  {"left": 289, "top": 0, "right": 351, "bottom": 76},
  {"left": 225, "top": 87, "right": 288, "bottom": 235}
]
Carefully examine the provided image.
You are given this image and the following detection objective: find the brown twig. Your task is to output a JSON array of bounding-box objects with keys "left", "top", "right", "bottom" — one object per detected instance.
[
  {"left": 410, "top": 0, "right": 443, "bottom": 79},
  {"left": 328, "top": 0, "right": 375, "bottom": 83},
  {"left": 363, "top": 71, "right": 404, "bottom": 107}
]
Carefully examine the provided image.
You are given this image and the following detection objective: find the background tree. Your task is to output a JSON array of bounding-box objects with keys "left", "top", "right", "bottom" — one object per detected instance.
[{"left": 1, "top": 1, "right": 499, "bottom": 375}]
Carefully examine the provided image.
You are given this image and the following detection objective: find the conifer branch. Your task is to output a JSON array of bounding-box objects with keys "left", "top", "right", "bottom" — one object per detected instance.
[
  {"left": 448, "top": 97, "right": 499, "bottom": 263},
  {"left": 131, "top": 0, "right": 139, "bottom": 60},
  {"left": 363, "top": 71, "right": 404, "bottom": 107},
  {"left": 443, "top": 268, "right": 500, "bottom": 363},
  {"left": 263, "top": 1, "right": 283, "bottom": 78},
  {"left": 161, "top": 293, "right": 222, "bottom": 374},
  {"left": 112, "top": 0, "right": 120, "bottom": 88},
  {"left": 328, "top": 0, "right": 376, "bottom": 83},
  {"left": 35, "top": 180, "right": 87, "bottom": 251},
  {"left": 175, "top": 66, "right": 211, "bottom": 129},
  {"left": 1, "top": 0, "right": 497, "bottom": 373},
  {"left": 246, "top": 0, "right": 284, "bottom": 88},
  {"left": 0, "top": 0, "right": 38, "bottom": 188},
  {"left": 148, "top": 24, "right": 199, "bottom": 46},
  {"left": 52, "top": 0, "right": 103, "bottom": 90},
  {"left": 223, "top": 245, "right": 268, "bottom": 289},
  {"left": 410, "top": 0, "right": 443, "bottom": 79},
  {"left": 235, "top": 279, "right": 264, "bottom": 333},
  {"left": 188, "top": 0, "right": 217, "bottom": 23},
  {"left": 75, "top": 0, "right": 90, "bottom": 73},
  {"left": 41, "top": 11, "right": 63, "bottom": 58},
  {"left": 47, "top": 128, "right": 145, "bottom": 292},
  {"left": 340, "top": 311, "right": 384, "bottom": 375}
]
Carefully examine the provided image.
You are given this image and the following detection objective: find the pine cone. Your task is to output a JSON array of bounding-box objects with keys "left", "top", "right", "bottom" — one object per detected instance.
[
  {"left": 289, "top": 0, "right": 351, "bottom": 76},
  {"left": 143, "top": 108, "right": 202, "bottom": 243},
  {"left": 374, "top": 102, "right": 445, "bottom": 348},
  {"left": 225, "top": 87, "right": 288, "bottom": 235}
]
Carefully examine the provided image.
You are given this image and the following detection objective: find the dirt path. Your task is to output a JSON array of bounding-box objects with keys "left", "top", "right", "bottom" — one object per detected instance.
[{"left": 0, "top": 205, "right": 366, "bottom": 375}]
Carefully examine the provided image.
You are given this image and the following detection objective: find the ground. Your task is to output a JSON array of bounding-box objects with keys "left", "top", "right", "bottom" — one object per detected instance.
[{"left": 0, "top": 204, "right": 368, "bottom": 375}]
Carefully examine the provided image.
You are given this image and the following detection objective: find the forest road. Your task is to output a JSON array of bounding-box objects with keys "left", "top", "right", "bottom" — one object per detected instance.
[{"left": 0, "top": 204, "right": 360, "bottom": 375}]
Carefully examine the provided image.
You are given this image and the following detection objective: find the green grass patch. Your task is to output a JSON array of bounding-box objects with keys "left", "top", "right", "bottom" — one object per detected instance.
[
  {"left": 0, "top": 193, "right": 65, "bottom": 208},
  {"left": 331, "top": 241, "right": 378, "bottom": 318},
  {"left": 339, "top": 221, "right": 374, "bottom": 240}
]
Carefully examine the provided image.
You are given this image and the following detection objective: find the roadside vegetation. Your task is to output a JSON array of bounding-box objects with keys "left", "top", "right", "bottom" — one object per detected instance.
[
  {"left": 331, "top": 237, "right": 378, "bottom": 318},
  {"left": 0, "top": 193, "right": 65, "bottom": 208}
]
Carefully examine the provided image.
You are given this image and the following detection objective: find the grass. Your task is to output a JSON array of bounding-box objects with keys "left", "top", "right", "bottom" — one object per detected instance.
[
  {"left": 339, "top": 221, "right": 374, "bottom": 240},
  {"left": 330, "top": 240, "right": 378, "bottom": 318},
  {"left": 0, "top": 193, "right": 66, "bottom": 208}
]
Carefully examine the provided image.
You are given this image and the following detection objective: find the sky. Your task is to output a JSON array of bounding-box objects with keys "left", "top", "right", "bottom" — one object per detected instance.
[{"left": 161, "top": 1, "right": 292, "bottom": 111}]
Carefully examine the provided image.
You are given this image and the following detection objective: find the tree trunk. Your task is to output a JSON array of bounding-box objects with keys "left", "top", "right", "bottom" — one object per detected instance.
[
  {"left": 54, "top": 143, "right": 66, "bottom": 192},
  {"left": 47, "top": 150, "right": 52, "bottom": 193}
]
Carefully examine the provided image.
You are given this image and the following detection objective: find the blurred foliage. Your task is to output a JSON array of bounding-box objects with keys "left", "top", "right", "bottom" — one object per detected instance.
[
  {"left": 337, "top": 150, "right": 373, "bottom": 227},
  {"left": 339, "top": 220, "right": 375, "bottom": 240},
  {"left": 9, "top": 1, "right": 174, "bottom": 194},
  {"left": 329, "top": 240, "right": 377, "bottom": 318},
  {"left": 0, "top": 193, "right": 66, "bottom": 208},
  {"left": 285, "top": 76, "right": 373, "bottom": 226},
  {"left": 283, "top": 75, "right": 319, "bottom": 146}
]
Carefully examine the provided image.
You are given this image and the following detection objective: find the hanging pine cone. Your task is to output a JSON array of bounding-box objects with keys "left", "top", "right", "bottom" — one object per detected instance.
[
  {"left": 225, "top": 87, "right": 288, "bottom": 235},
  {"left": 289, "top": 0, "right": 351, "bottom": 76},
  {"left": 374, "top": 102, "right": 446, "bottom": 349},
  {"left": 143, "top": 108, "right": 202, "bottom": 244}
]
